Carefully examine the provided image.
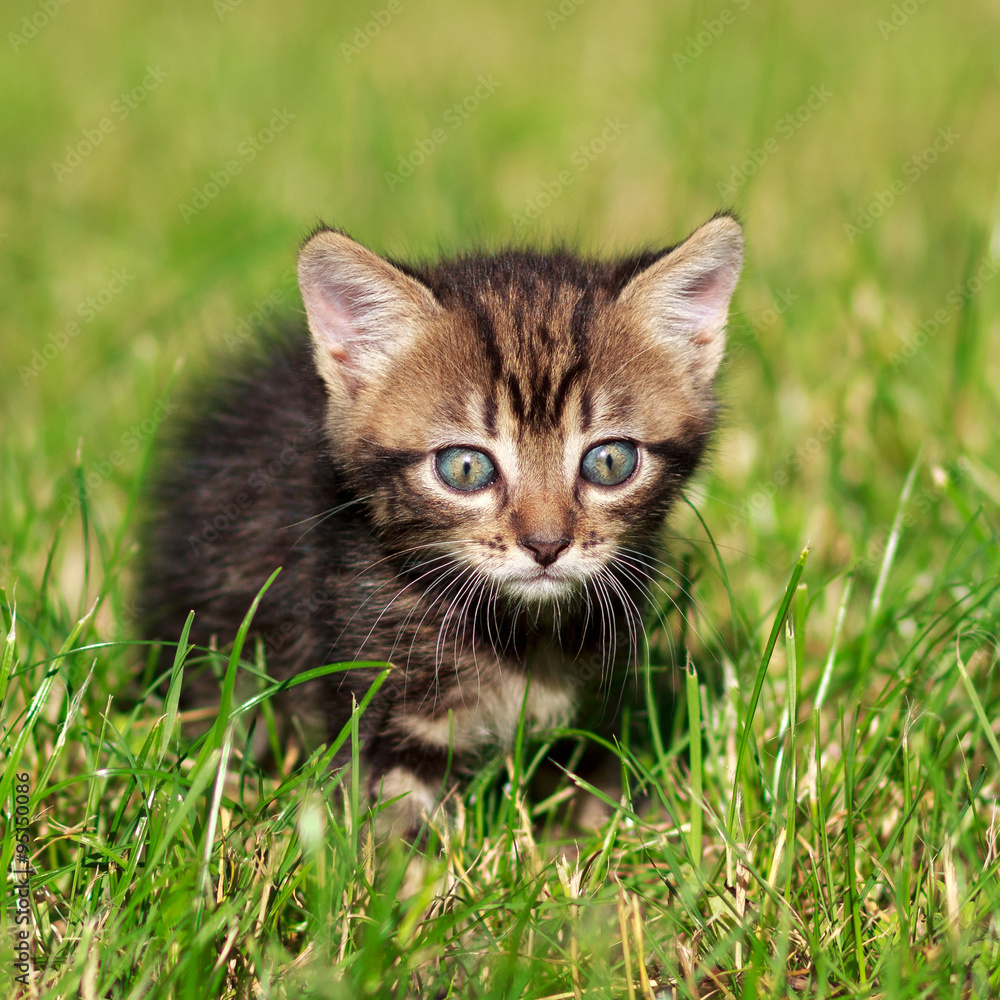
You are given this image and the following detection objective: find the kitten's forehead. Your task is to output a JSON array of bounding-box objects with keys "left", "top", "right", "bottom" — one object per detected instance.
[
  {"left": 442, "top": 279, "right": 698, "bottom": 445},
  {"left": 353, "top": 244, "right": 724, "bottom": 450},
  {"left": 466, "top": 280, "right": 590, "bottom": 434}
]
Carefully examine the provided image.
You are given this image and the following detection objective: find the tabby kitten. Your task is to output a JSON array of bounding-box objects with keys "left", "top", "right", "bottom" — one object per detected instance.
[{"left": 140, "top": 213, "right": 743, "bottom": 838}]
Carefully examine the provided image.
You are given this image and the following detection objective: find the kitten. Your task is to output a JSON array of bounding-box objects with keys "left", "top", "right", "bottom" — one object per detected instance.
[{"left": 139, "top": 214, "right": 743, "bottom": 838}]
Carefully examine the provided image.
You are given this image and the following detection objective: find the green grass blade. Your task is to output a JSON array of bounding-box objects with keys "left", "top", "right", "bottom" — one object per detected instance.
[
  {"left": 0, "top": 593, "right": 16, "bottom": 710},
  {"left": 0, "top": 601, "right": 96, "bottom": 815},
  {"left": 858, "top": 451, "right": 921, "bottom": 675},
  {"left": 956, "top": 642, "right": 1000, "bottom": 771},
  {"left": 156, "top": 610, "right": 195, "bottom": 767},
  {"left": 198, "top": 567, "right": 280, "bottom": 769},
  {"left": 686, "top": 653, "right": 703, "bottom": 868},
  {"left": 726, "top": 547, "right": 809, "bottom": 840}
]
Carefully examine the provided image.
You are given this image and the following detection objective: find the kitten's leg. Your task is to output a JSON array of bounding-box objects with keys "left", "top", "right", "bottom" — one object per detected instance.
[{"left": 367, "top": 740, "right": 454, "bottom": 843}]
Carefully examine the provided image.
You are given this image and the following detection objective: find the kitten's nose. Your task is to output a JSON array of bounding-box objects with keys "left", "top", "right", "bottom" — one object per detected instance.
[{"left": 520, "top": 535, "right": 571, "bottom": 567}]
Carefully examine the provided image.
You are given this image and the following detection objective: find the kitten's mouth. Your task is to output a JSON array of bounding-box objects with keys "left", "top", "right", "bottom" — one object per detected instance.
[{"left": 499, "top": 566, "right": 582, "bottom": 604}]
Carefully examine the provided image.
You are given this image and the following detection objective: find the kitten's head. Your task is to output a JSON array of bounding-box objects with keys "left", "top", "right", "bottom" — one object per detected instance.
[{"left": 297, "top": 217, "right": 742, "bottom": 608}]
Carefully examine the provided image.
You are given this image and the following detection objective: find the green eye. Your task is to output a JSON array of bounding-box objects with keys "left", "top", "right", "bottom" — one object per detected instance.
[
  {"left": 436, "top": 447, "right": 497, "bottom": 491},
  {"left": 581, "top": 440, "right": 638, "bottom": 486}
]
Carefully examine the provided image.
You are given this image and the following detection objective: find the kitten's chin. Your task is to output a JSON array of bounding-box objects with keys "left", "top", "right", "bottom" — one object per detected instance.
[{"left": 499, "top": 571, "right": 582, "bottom": 606}]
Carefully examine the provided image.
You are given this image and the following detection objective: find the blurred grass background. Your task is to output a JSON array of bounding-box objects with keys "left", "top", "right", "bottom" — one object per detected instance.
[
  {"left": 2, "top": 0, "right": 1000, "bottom": 994},
  {"left": 2, "top": 0, "right": 998, "bottom": 612}
]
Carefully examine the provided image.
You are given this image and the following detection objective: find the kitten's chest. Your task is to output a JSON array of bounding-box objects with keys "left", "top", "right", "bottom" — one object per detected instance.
[{"left": 395, "top": 640, "right": 579, "bottom": 755}]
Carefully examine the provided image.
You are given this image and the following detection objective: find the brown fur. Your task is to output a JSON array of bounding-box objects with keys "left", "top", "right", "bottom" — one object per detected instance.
[{"left": 140, "top": 214, "right": 743, "bottom": 838}]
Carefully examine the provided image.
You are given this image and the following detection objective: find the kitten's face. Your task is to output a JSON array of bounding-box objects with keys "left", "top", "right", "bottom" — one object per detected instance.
[{"left": 297, "top": 220, "right": 743, "bottom": 608}]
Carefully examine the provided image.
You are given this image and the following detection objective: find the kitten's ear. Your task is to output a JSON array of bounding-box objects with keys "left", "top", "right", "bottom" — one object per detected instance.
[
  {"left": 297, "top": 229, "right": 441, "bottom": 394},
  {"left": 617, "top": 214, "right": 743, "bottom": 383}
]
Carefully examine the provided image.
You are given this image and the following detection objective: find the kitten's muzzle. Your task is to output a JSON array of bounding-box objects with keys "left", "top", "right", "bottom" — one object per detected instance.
[{"left": 519, "top": 534, "right": 572, "bottom": 568}]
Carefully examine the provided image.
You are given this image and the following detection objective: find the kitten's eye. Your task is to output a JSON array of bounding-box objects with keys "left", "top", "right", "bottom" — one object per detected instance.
[
  {"left": 581, "top": 440, "right": 638, "bottom": 486},
  {"left": 436, "top": 447, "right": 497, "bottom": 491}
]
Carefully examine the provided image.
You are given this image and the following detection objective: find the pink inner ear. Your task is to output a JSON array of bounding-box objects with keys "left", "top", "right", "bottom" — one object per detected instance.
[
  {"left": 681, "top": 262, "right": 738, "bottom": 311},
  {"left": 679, "top": 263, "right": 739, "bottom": 343},
  {"left": 301, "top": 275, "right": 364, "bottom": 363}
]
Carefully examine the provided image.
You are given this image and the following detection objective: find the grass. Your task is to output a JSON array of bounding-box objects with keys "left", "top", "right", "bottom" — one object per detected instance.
[{"left": 2, "top": 0, "right": 1000, "bottom": 996}]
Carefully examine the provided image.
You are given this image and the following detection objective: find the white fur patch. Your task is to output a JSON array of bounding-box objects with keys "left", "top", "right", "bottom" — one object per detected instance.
[
  {"left": 373, "top": 766, "right": 440, "bottom": 840},
  {"left": 398, "top": 649, "right": 577, "bottom": 753}
]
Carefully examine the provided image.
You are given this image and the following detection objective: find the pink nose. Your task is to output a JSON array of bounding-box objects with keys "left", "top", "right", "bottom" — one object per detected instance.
[{"left": 520, "top": 535, "right": 571, "bottom": 567}]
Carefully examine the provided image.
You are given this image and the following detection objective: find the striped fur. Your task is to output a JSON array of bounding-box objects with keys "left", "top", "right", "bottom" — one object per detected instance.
[{"left": 139, "top": 215, "right": 743, "bottom": 839}]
